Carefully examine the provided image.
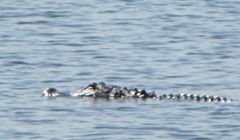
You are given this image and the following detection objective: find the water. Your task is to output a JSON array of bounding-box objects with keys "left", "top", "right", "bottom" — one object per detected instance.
[{"left": 1, "top": 0, "right": 240, "bottom": 139}]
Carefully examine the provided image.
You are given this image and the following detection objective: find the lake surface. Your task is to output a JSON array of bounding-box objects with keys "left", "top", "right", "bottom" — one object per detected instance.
[{"left": 1, "top": 0, "right": 240, "bottom": 139}]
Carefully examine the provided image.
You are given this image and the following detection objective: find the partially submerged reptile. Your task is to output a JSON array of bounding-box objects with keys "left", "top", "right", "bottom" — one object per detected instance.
[{"left": 43, "top": 82, "right": 234, "bottom": 102}]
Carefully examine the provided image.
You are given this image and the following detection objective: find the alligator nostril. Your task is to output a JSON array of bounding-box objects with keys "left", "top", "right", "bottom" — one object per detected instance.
[{"left": 43, "top": 88, "right": 59, "bottom": 97}]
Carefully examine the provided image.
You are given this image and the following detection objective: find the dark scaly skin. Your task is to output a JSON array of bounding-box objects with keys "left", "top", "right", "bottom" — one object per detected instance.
[{"left": 43, "top": 82, "right": 234, "bottom": 102}]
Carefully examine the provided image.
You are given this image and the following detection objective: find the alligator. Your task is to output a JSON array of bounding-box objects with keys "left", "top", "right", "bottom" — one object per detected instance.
[{"left": 43, "top": 82, "right": 234, "bottom": 102}]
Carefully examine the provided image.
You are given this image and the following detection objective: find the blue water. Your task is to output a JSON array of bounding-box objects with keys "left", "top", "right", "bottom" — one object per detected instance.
[{"left": 1, "top": 0, "right": 240, "bottom": 139}]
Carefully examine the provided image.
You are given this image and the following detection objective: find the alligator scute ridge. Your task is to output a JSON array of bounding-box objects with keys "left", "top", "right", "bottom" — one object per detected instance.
[{"left": 43, "top": 82, "right": 234, "bottom": 102}]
